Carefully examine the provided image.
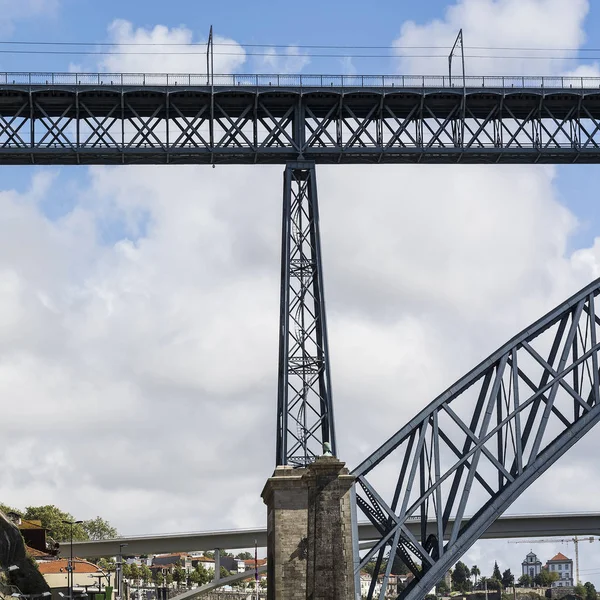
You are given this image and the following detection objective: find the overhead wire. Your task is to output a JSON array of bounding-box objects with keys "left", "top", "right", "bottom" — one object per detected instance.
[
  {"left": 0, "top": 40, "right": 599, "bottom": 52},
  {"left": 0, "top": 49, "right": 594, "bottom": 60}
]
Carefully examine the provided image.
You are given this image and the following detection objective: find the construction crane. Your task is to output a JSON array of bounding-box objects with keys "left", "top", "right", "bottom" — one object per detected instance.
[{"left": 509, "top": 537, "right": 597, "bottom": 585}]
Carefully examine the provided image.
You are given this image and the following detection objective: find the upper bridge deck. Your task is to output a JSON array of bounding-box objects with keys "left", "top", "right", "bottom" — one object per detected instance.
[{"left": 0, "top": 72, "right": 599, "bottom": 164}]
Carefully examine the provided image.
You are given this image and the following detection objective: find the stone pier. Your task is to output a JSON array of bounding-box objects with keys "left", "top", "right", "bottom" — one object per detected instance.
[{"left": 261, "top": 456, "right": 356, "bottom": 600}]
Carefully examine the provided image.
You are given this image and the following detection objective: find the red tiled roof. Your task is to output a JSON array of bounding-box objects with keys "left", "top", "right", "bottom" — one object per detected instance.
[
  {"left": 243, "top": 559, "right": 267, "bottom": 568},
  {"left": 38, "top": 559, "right": 101, "bottom": 575},
  {"left": 548, "top": 553, "right": 570, "bottom": 562}
]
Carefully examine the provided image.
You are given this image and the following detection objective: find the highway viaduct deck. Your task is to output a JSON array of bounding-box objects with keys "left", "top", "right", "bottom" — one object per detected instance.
[{"left": 60, "top": 513, "right": 600, "bottom": 558}]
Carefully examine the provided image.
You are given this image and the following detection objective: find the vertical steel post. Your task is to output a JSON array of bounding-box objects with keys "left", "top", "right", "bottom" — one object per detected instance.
[{"left": 276, "top": 162, "right": 336, "bottom": 466}]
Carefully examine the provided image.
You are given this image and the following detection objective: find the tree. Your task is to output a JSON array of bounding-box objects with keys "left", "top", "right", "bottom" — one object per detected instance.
[
  {"left": 235, "top": 552, "right": 253, "bottom": 560},
  {"left": 22, "top": 505, "right": 88, "bottom": 541},
  {"left": 140, "top": 565, "right": 152, "bottom": 585},
  {"left": 535, "top": 568, "right": 559, "bottom": 587},
  {"left": 585, "top": 582, "right": 598, "bottom": 600},
  {"left": 128, "top": 563, "right": 140, "bottom": 585},
  {"left": 154, "top": 571, "right": 164, "bottom": 586},
  {"left": 122, "top": 563, "right": 132, "bottom": 580},
  {"left": 451, "top": 561, "right": 471, "bottom": 593},
  {"left": 97, "top": 558, "right": 116, "bottom": 572},
  {"left": 437, "top": 580, "right": 450, "bottom": 595},
  {"left": 189, "top": 565, "right": 210, "bottom": 587},
  {"left": 493, "top": 562, "right": 502, "bottom": 582},
  {"left": 165, "top": 573, "right": 173, "bottom": 587},
  {"left": 173, "top": 566, "right": 186, "bottom": 588},
  {"left": 518, "top": 574, "right": 533, "bottom": 588},
  {"left": 575, "top": 584, "right": 587, "bottom": 599},
  {"left": 82, "top": 517, "right": 118, "bottom": 541},
  {"left": 190, "top": 564, "right": 210, "bottom": 586},
  {"left": 471, "top": 565, "right": 481, "bottom": 587},
  {"left": 502, "top": 569, "right": 515, "bottom": 588}
]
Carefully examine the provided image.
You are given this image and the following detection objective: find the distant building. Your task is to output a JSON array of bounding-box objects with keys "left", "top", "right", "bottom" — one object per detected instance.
[
  {"left": 38, "top": 558, "right": 105, "bottom": 600},
  {"left": 546, "top": 553, "right": 573, "bottom": 587},
  {"left": 522, "top": 551, "right": 543, "bottom": 580}
]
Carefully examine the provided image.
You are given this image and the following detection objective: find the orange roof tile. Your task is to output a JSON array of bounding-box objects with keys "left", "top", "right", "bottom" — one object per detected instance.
[
  {"left": 38, "top": 559, "right": 101, "bottom": 575},
  {"left": 548, "top": 553, "right": 570, "bottom": 562}
]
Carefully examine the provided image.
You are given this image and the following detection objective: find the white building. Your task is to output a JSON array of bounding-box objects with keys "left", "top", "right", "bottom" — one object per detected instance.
[
  {"left": 522, "top": 551, "right": 542, "bottom": 580},
  {"left": 546, "top": 553, "right": 573, "bottom": 587}
]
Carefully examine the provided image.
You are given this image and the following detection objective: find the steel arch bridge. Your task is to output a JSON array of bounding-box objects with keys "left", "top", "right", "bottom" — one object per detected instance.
[
  {"left": 352, "top": 280, "right": 600, "bottom": 599},
  {"left": 3, "top": 72, "right": 600, "bottom": 600}
]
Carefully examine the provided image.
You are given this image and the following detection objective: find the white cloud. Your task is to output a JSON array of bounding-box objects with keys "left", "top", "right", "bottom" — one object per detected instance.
[
  {"left": 393, "top": 0, "right": 589, "bottom": 76},
  {"left": 2, "top": 3, "right": 600, "bottom": 587},
  {"left": 254, "top": 46, "right": 310, "bottom": 75},
  {"left": 99, "top": 20, "right": 246, "bottom": 74},
  {"left": 0, "top": 0, "right": 58, "bottom": 34}
]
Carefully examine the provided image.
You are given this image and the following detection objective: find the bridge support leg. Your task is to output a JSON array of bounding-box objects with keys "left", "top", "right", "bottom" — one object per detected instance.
[
  {"left": 276, "top": 161, "right": 336, "bottom": 467},
  {"left": 261, "top": 457, "right": 356, "bottom": 600}
]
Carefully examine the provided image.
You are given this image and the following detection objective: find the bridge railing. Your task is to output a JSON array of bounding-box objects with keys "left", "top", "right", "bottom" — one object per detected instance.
[{"left": 1, "top": 72, "right": 600, "bottom": 88}]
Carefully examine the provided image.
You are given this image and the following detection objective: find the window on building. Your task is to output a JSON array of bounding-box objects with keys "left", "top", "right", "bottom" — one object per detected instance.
[{"left": 558, "top": 565, "right": 562, "bottom": 570}]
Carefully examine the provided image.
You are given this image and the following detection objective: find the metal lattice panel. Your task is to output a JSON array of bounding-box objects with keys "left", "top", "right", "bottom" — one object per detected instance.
[
  {"left": 3, "top": 78, "right": 600, "bottom": 162},
  {"left": 353, "top": 279, "right": 600, "bottom": 600},
  {"left": 276, "top": 162, "right": 335, "bottom": 466}
]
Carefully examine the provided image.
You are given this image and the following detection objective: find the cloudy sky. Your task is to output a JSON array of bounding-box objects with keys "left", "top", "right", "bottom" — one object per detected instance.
[{"left": 2, "top": 0, "right": 600, "bottom": 585}]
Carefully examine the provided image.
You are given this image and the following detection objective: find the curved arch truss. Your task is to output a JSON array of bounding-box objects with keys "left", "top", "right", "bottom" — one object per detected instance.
[{"left": 353, "top": 279, "right": 600, "bottom": 600}]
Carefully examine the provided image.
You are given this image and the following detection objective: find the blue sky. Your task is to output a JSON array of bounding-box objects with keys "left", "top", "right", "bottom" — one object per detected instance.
[
  {"left": 5, "top": 0, "right": 600, "bottom": 587},
  {"left": 2, "top": 0, "right": 600, "bottom": 250}
]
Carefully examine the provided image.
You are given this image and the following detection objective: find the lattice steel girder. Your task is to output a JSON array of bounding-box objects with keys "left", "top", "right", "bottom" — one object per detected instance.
[
  {"left": 5, "top": 86, "right": 600, "bottom": 162},
  {"left": 352, "top": 279, "right": 600, "bottom": 600},
  {"left": 276, "top": 162, "right": 336, "bottom": 467}
]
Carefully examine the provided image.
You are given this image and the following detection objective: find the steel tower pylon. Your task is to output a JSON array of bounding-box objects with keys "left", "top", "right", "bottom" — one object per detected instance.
[{"left": 276, "top": 162, "right": 336, "bottom": 466}]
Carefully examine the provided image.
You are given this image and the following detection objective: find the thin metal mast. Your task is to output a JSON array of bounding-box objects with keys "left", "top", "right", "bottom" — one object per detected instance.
[{"left": 276, "top": 162, "right": 336, "bottom": 466}]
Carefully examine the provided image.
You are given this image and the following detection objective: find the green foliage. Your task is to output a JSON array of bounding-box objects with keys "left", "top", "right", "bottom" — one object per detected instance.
[
  {"left": 0, "top": 502, "right": 19, "bottom": 515},
  {"left": 535, "top": 568, "right": 559, "bottom": 587},
  {"left": 437, "top": 580, "right": 450, "bottom": 595},
  {"left": 0, "top": 504, "right": 118, "bottom": 544},
  {"left": 502, "top": 569, "right": 514, "bottom": 588},
  {"left": 493, "top": 562, "right": 502, "bottom": 582},
  {"left": 219, "top": 566, "right": 230, "bottom": 579},
  {"left": 154, "top": 571, "right": 164, "bottom": 586},
  {"left": 585, "top": 582, "right": 598, "bottom": 600},
  {"left": 165, "top": 573, "right": 173, "bottom": 586},
  {"left": 22, "top": 505, "right": 87, "bottom": 541},
  {"left": 518, "top": 574, "right": 533, "bottom": 587},
  {"left": 172, "top": 566, "right": 186, "bottom": 586},
  {"left": 575, "top": 583, "right": 587, "bottom": 598},
  {"left": 452, "top": 561, "right": 472, "bottom": 593},
  {"left": 235, "top": 552, "right": 253, "bottom": 560},
  {"left": 189, "top": 564, "right": 210, "bottom": 587},
  {"left": 488, "top": 578, "right": 502, "bottom": 591},
  {"left": 97, "top": 558, "right": 116, "bottom": 572},
  {"left": 128, "top": 563, "right": 140, "bottom": 583},
  {"left": 121, "top": 563, "right": 131, "bottom": 579},
  {"left": 425, "top": 595, "right": 437, "bottom": 600},
  {"left": 471, "top": 565, "right": 481, "bottom": 585},
  {"left": 190, "top": 564, "right": 210, "bottom": 586},
  {"left": 140, "top": 565, "right": 152, "bottom": 585},
  {"left": 82, "top": 517, "right": 118, "bottom": 541}
]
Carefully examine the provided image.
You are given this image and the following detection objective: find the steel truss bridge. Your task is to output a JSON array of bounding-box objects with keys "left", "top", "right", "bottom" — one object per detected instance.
[
  {"left": 12, "top": 72, "right": 600, "bottom": 600},
  {"left": 2, "top": 72, "right": 600, "bottom": 164}
]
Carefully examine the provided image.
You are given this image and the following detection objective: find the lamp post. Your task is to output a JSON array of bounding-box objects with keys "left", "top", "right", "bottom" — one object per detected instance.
[
  {"left": 117, "top": 543, "right": 128, "bottom": 600},
  {"left": 62, "top": 519, "right": 83, "bottom": 600}
]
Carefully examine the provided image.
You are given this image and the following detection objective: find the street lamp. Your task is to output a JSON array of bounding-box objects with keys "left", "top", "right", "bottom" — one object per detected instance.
[
  {"left": 116, "top": 543, "right": 128, "bottom": 600},
  {"left": 62, "top": 520, "right": 83, "bottom": 600}
]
